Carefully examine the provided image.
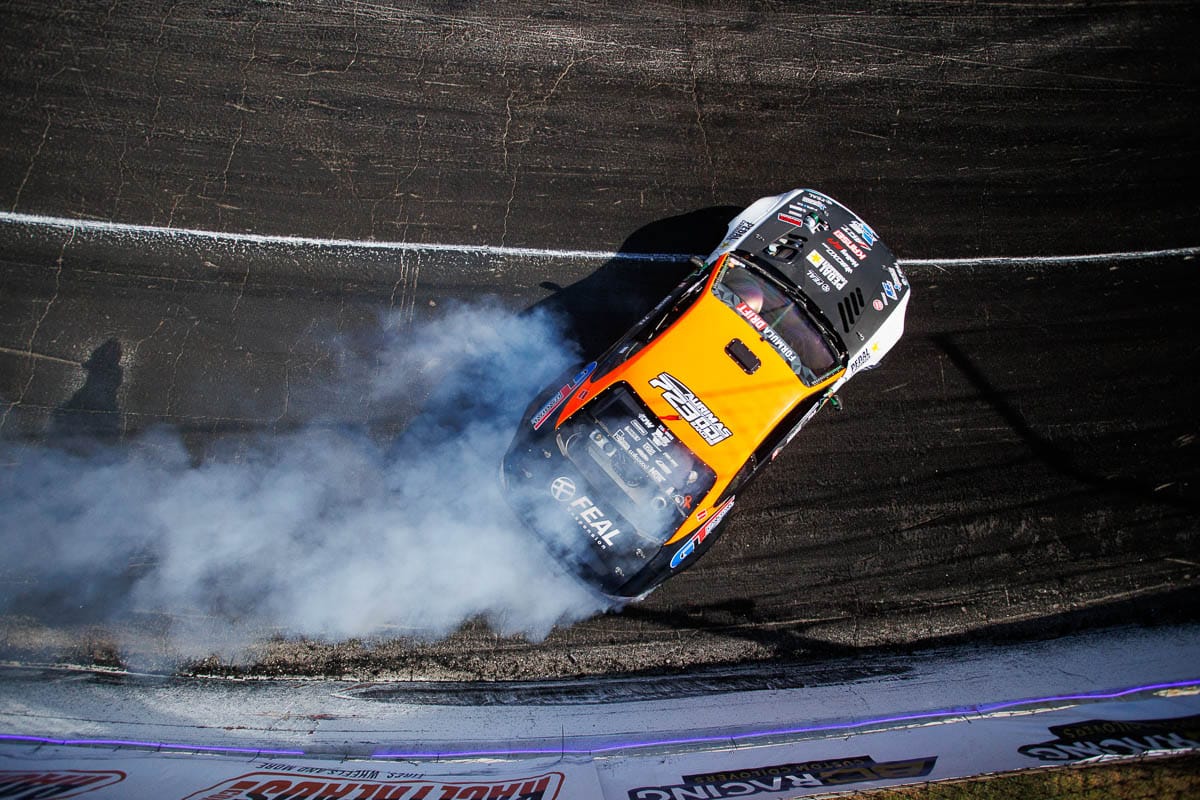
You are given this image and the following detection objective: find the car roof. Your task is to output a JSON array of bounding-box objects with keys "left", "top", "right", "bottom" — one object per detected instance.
[{"left": 724, "top": 189, "right": 907, "bottom": 351}]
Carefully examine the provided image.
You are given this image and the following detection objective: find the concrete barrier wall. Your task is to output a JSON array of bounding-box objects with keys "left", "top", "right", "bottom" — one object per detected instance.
[{"left": 2, "top": 625, "right": 1198, "bottom": 798}]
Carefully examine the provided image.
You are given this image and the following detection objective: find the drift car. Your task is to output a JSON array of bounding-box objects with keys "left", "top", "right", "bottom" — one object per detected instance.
[{"left": 502, "top": 188, "right": 910, "bottom": 600}]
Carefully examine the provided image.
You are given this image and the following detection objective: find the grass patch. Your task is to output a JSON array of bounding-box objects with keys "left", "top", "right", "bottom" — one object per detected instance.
[{"left": 844, "top": 753, "right": 1200, "bottom": 798}]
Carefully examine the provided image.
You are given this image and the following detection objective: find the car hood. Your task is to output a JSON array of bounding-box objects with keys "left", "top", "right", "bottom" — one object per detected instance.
[{"left": 599, "top": 290, "right": 830, "bottom": 478}]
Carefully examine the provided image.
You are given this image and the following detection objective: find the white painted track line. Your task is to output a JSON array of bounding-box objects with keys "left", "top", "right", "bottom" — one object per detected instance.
[
  {"left": 0, "top": 210, "right": 683, "bottom": 262},
  {"left": 1, "top": 210, "right": 1197, "bottom": 266}
]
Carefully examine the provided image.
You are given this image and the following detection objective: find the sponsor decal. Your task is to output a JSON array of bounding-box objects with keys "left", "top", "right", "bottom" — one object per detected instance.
[
  {"left": 821, "top": 240, "right": 854, "bottom": 273},
  {"left": 872, "top": 297, "right": 884, "bottom": 311},
  {"left": 568, "top": 496, "right": 621, "bottom": 548},
  {"left": 670, "top": 498, "right": 735, "bottom": 568},
  {"left": 1019, "top": 714, "right": 1200, "bottom": 762},
  {"left": 849, "top": 348, "right": 874, "bottom": 372},
  {"left": 734, "top": 302, "right": 799, "bottom": 363},
  {"left": 806, "top": 268, "right": 832, "bottom": 293},
  {"left": 889, "top": 264, "right": 909, "bottom": 290},
  {"left": 606, "top": 415, "right": 680, "bottom": 493},
  {"left": 840, "top": 224, "right": 869, "bottom": 251},
  {"left": 649, "top": 373, "right": 732, "bottom": 446},
  {"left": 531, "top": 362, "right": 596, "bottom": 430},
  {"left": 628, "top": 755, "right": 936, "bottom": 799},
  {"left": 806, "top": 251, "right": 847, "bottom": 291},
  {"left": 0, "top": 771, "right": 125, "bottom": 799},
  {"left": 781, "top": 391, "right": 828, "bottom": 450},
  {"left": 550, "top": 476, "right": 576, "bottom": 502},
  {"left": 849, "top": 219, "right": 877, "bottom": 247},
  {"left": 782, "top": 206, "right": 827, "bottom": 233},
  {"left": 792, "top": 193, "right": 829, "bottom": 212},
  {"left": 833, "top": 228, "right": 867, "bottom": 261},
  {"left": 551, "top": 477, "right": 621, "bottom": 549},
  {"left": 728, "top": 219, "right": 754, "bottom": 240},
  {"left": 882, "top": 280, "right": 898, "bottom": 301},
  {"left": 184, "top": 771, "right": 565, "bottom": 800}
]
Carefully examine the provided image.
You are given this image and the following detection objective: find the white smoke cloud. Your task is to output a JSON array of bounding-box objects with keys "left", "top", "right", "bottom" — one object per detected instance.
[{"left": 0, "top": 302, "right": 610, "bottom": 658}]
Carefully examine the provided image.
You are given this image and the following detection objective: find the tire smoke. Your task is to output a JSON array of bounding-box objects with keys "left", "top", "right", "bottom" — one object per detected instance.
[{"left": 0, "top": 303, "right": 609, "bottom": 659}]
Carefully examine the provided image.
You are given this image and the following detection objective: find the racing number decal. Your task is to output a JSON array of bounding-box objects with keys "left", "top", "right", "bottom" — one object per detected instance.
[{"left": 648, "top": 373, "right": 732, "bottom": 445}]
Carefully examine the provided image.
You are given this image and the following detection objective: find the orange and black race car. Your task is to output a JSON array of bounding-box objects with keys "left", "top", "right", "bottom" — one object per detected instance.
[{"left": 502, "top": 189, "right": 911, "bottom": 601}]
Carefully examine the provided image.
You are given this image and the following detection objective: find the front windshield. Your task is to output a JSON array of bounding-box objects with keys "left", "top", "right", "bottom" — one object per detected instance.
[
  {"left": 713, "top": 257, "right": 842, "bottom": 385},
  {"left": 559, "top": 384, "right": 716, "bottom": 546}
]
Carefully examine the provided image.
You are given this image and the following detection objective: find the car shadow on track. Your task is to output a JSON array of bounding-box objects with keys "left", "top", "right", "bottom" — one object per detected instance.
[
  {"left": 523, "top": 205, "right": 740, "bottom": 359},
  {"left": 935, "top": 332, "right": 1199, "bottom": 514},
  {"left": 618, "top": 583, "right": 1200, "bottom": 666},
  {"left": 376, "top": 205, "right": 742, "bottom": 466}
]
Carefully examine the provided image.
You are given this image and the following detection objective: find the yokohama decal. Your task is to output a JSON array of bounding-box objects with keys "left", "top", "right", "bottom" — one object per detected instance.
[
  {"left": 182, "top": 771, "right": 565, "bottom": 800},
  {"left": 648, "top": 373, "right": 732, "bottom": 445}
]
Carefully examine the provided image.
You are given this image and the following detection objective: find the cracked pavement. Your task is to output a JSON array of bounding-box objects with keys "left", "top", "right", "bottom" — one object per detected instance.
[{"left": 0, "top": 0, "right": 1198, "bottom": 679}]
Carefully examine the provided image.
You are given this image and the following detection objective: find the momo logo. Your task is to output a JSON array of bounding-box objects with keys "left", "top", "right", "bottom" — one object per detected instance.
[
  {"left": 649, "top": 373, "right": 732, "bottom": 446},
  {"left": 550, "top": 476, "right": 576, "bottom": 502}
]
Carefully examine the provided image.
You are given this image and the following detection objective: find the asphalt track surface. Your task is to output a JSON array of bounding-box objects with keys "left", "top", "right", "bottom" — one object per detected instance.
[{"left": 1, "top": 1, "right": 1198, "bottom": 680}]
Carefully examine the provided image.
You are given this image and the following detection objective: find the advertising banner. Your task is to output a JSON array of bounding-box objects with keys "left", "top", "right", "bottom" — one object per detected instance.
[{"left": 3, "top": 684, "right": 1198, "bottom": 799}]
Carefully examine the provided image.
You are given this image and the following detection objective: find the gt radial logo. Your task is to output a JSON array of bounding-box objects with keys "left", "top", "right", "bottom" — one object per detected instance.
[
  {"left": 649, "top": 373, "right": 732, "bottom": 445},
  {"left": 671, "top": 498, "right": 735, "bottom": 569}
]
